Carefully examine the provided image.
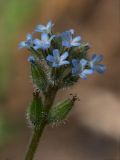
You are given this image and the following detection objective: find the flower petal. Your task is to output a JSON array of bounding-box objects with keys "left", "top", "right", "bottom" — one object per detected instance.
[
  {"left": 60, "top": 60, "right": 70, "bottom": 66},
  {"left": 71, "top": 42, "right": 80, "bottom": 47},
  {"left": 61, "top": 31, "right": 72, "bottom": 41},
  {"left": 82, "top": 69, "right": 94, "bottom": 75},
  {"left": 35, "top": 25, "right": 46, "bottom": 32},
  {"left": 72, "top": 36, "right": 81, "bottom": 43},
  {"left": 72, "top": 59, "right": 78, "bottom": 67},
  {"left": 33, "top": 39, "right": 41, "bottom": 50},
  {"left": 46, "top": 55, "right": 54, "bottom": 62},
  {"left": 42, "top": 43, "right": 50, "bottom": 50},
  {"left": 53, "top": 49, "right": 60, "bottom": 57},
  {"left": 41, "top": 33, "right": 49, "bottom": 41},
  {"left": 52, "top": 63, "right": 59, "bottom": 68},
  {"left": 47, "top": 21, "right": 54, "bottom": 30},
  {"left": 60, "top": 52, "right": 68, "bottom": 61},
  {"left": 95, "top": 64, "right": 106, "bottom": 73},
  {"left": 72, "top": 67, "right": 77, "bottom": 75},
  {"left": 91, "top": 54, "right": 103, "bottom": 63},
  {"left": 33, "top": 45, "right": 41, "bottom": 50},
  {"left": 79, "top": 72, "right": 87, "bottom": 80},
  {"left": 19, "top": 41, "right": 26, "bottom": 48},
  {"left": 33, "top": 39, "right": 41, "bottom": 45},
  {"left": 62, "top": 41, "right": 71, "bottom": 47},
  {"left": 26, "top": 34, "right": 32, "bottom": 41},
  {"left": 80, "top": 59, "right": 88, "bottom": 67}
]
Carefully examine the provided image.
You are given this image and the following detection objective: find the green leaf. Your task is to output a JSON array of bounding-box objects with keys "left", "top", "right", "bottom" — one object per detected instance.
[
  {"left": 27, "top": 92, "right": 45, "bottom": 128},
  {"left": 31, "top": 63, "right": 48, "bottom": 93},
  {"left": 48, "top": 98, "right": 75, "bottom": 124}
]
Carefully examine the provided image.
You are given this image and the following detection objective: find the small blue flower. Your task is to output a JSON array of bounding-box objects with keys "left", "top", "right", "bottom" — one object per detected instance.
[
  {"left": 33, "top": 33, "right": 54, "bottom": 50},
  {"left": 72, "top": 59, "right": 93, "bottom": 80},
  {"left": 19, "top": 34, "right": 33, "bottom": 48},
  {"left": 35, "top": 21, "right": 54, "bottom": 33},
  {"left": 61, "top": 31, "right": 81, "bottom": 48},
  {"left": 46, "top": 49, "right": 70, "bottom": 68},
  {"left": 27, "top": 55, "right": 36, "bottom": 64},
  {"left": 89, "top": 54, "right": 106, "bottom": 73}
]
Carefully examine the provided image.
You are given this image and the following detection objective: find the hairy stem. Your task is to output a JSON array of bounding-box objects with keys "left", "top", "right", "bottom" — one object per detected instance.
[
  {"left": 24, "top": 121, "right": 46, "bottom": 160},
  {"left": 24, "top": 86, "right": 58, "bottom": 160}
]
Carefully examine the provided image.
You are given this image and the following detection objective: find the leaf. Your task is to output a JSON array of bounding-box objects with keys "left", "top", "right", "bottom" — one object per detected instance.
[{"left": 47, "top": 98, "right": 75, "bottom": 124}]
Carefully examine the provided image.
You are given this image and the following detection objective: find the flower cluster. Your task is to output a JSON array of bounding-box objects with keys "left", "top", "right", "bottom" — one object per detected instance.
[
  {"left": 19, "top": 21, "right": 106, "bottom": 87},
  {"left": 20, "top": 21, "right": 107, "bottom": 160}
]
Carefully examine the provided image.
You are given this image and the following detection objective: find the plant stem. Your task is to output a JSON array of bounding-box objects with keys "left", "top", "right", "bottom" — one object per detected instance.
[
  {"left": 24, "top": 121, "right": 46, "bottom": 160},
  {"left": 24, "top": 86, "right": 58, "bottom": 160}
]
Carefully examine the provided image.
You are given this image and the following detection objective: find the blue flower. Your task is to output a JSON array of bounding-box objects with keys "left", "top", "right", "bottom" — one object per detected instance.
[
  {"left": 61, "top": 31, "right": 81, "bottom": 48},
  {"left": 35, "top": 21, "right": 54, "bottom": 33},
  {"left": 89, "top": 54, "right": 106, "bottom": 73},
  {"left": 46, "top": 49, "right": 70, "bottom": 68},
  {"left": 72, "top": 59, "right": 94, "bottom": 80},
  {"left": 33, "top": 33, "right": 54, "bottom": 50},
  {"left": 19, "top": 34, "right": 33, "bottom": 48},
  {"left": 27, "top": 55, "right": 35, "bottom": 64}
]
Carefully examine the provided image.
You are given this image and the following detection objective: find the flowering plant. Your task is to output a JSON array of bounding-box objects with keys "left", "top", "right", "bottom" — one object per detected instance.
[{"left": 19, "top": 21, "right": 106, "bottom": 160}]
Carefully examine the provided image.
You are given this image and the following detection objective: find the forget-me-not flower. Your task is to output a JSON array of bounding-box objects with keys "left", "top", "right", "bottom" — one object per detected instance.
[
  {"left": 72, "top": 59, "right": 93, "bottom": 80},
  {"left": 89, "top": 54, "right": 106, "bottom": 73},
  {"left": 19, "top": 34, "right": 33, "bottom": 48},
  {"left": 33, "top": 33, "right": 54, "bottom": 50},
  {"left": 61, "top": 31, "right": 81, "bottom": 48},
  {"left": 46, "top": 49, "right": 70, "bottom": 68},
  {"left": 35, "top": 21, "right": 54, "bottom": 34}
]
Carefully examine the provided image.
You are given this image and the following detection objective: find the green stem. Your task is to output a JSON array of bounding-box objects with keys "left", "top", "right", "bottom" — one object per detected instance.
[
  {"left": 24, "top": 86, "right": 58, "bottom": 160},
  {"left": 24, "top": 121, "right": 46, "bottom": 160}
]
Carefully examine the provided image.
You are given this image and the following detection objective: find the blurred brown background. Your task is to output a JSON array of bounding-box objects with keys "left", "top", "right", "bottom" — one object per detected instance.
[{"left": 0, "top": 0, "right": 120, "bottom": 159}]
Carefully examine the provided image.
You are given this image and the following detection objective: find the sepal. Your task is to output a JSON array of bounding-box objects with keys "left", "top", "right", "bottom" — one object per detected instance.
[
  {"left": 27, "top": 91, "right": 45, "bottom": 128},
  {"left": 70, "top": 42, "right": 90, "bottom": 60},
  {"left": 31, "top": 63, "right": 48, "bottom": 93},
  {"left": 79, "top": 43, "right": 90, "bottom": 54},
  {"left": 47, "top": 95, "right": 78, "bottom": 124},
  {"left": 62, "top": 76, "right": 79, "bottom": 88}
]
